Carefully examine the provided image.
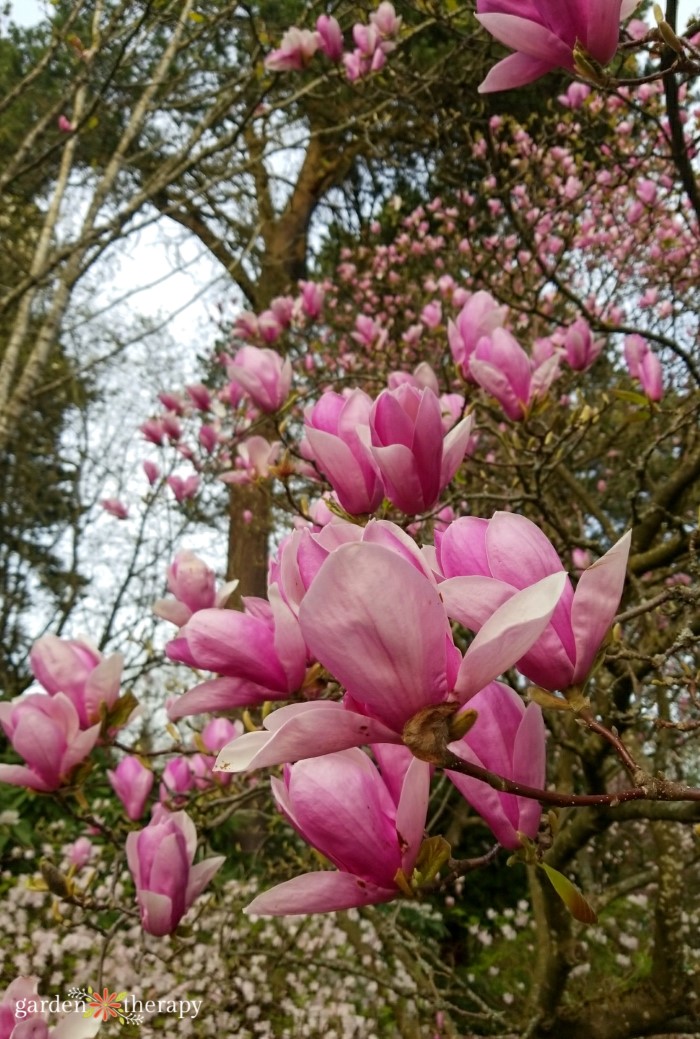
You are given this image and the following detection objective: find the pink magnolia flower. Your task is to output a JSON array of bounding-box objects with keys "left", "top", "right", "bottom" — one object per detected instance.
[
  {"left": 2, "top": 979, "right": 43, "bottom": 1039},
  {"left": 68, "top": 836, "right": 93, "bottom": 870},
  {"left": 370, "top": 1, "right": 402, "bottom": 38},
  {"left": 437, "top": 512, "right": 631, "bottom": 691},
  {"left": 227, "top": 345, "right": 292, "bottom": 412},
  {"left": 159, "top": 757, "right": 195, "bottom": 804},
  {"left": 0, "top": 694, "right": 100, "bottom": 792},
  {"left": 153, "top": 550, "right": 237, "bottom": 628},
  {"left": 101, "top": 498, "right": 128, "bottom": 519},
  {"left": 304, "top": 390, "right": 384, "bottom": 515},
  {"left": 469, "top": 328, "right": 560, "bottom": 421},
  {"left": 624, "top": 334, "right": 663, "bottom": 401},
  {"left": 185, "top": 383, "right": 212, "bottom": 411},
  {"left": 215, "top": 540, "right": 566, "bottom": 773},
  {"left": 125, "top": 810, "right": 224, "bottom": 936},
  {"left": 166, "top": 474, "right": 200, "bottom": 502},
  {"left": 167, "top": 584, "right": 307, "bottom": 720},
  {"left": 107, "top": 756, "right": 154, "bottom": 820},
  {"left": 298, "top": 280, "right": 325, "bottom": 318},
  {"left": 369, "top": 385, "right": 473, "bottom": 514},
  {"left": 220, "top": 436, "right": 281, "bottom": 485},
  {"left": 201, "top": 717, "right": 243, "bottom": 753},
  {"left": 246, "top": 748, "right": 429, "bottom": 915},
  {"left": 29, "top": 635, "right": 123, "bottom": 728},
  {"left": 269, "top": 519, "right": 363, "bottom": 616},
  {"left": 476, "top": 0, "right": 639, "bottom": 92},
  {"left": 140, "top": 418, "right": 166, "bottom": 445},
  {"left": 448, "top": 290, "right": 508, "bottom": 379},
  {"left": 143, "top": 459, "right": 160, "bottom": 485},
  {"left": 1, "top": 978, "right": 100, "bottom": 1039},
  {"left": 316, "top": 15, "right": 343, "bottom": 61},
  {"left": 563, "top": 317, "right": 602, "bottom": 371},
  {"left": 447, "top": 682, "right": 545, "bottom": 849},
  {"left": 265, "top": 27, "right": 319, "bottom": 71}
]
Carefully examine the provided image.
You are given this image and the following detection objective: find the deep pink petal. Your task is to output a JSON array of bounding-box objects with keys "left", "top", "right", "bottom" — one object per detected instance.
[
  {"left": 176, "top": 609, "right": 287, "bottom": 689},
  {"left": 396, "top": 757, "right": 431, "bottom": 874},
  {"left": 0, "top": 764, "right": 53, "bottom": 791},
  {"left": 476, "top": 13, "right": 574, "bottom": 64},
  {"left": 370, "top": 443, "right": 429, "bottom": 513},
  {"left": 245, "top": 872, "right": 395, "bottom": 915},
  {"left": 299, "top": 543, "right": 450, "bottom": 729},
  {"left": 281, "top": 750, "right": 400, "bottom": 884},
  {"left": 167, "top": 676, "right": 285, "bottom": 720},
  {"left": 478, "top": 51, "right": 556, "bottom": 92},
  {"left": 571, "top": 530, "right": 631, "bottom": 683},
  {"left": 455, "top": 573, "right": 567, "bottom": 700},
  {"left": 436, "top": 517, "right": 490, "bottom": 577}
]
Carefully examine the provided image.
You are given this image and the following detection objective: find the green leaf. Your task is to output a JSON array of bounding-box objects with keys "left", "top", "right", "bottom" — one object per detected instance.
[
  {"left": 540, "top": 863, "right": 597, "bottom": 923},
  {"left": 613, "top": 389, "right": 651, "bottom": 407},
  {"left": 412, "top": 836, "right": 451, "bottom": 886},
  {"left": 528, "top": 686, "right": 574, "bottom": 712}
]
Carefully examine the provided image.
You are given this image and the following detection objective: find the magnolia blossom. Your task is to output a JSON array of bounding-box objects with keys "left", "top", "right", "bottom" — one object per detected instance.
[
  {"left": 125, "top": 810, "right": 224, "bottom": 936},
  {"left": 315, "top": 15, "right": 343, "bottom": 61},
  {"left": 304, "top": 390, "right": 384, "bottom": 515},
  {"left": 0, "top": 978, "right": 100, "bottom": 1039},
  {"left": 247, "top": 748, "right": 429, "bottom": 915},
  {"left": 167, "top": 584, "right": 306, "bottom": 719},
  {"left": 166, "top": 474, "right": 200, "bottom": 502},
  {"left": 265, "top": 27, "right": 319, "bottom": 71},
  {"left": 107, "top": 756, "right": 154, "bottom": 820},
  {"left": 563, "top": 318, "right": 602, "bottom": 371},
  {"left": 227, "top": 345, "right": 292, "bottom": 412},
  {"left": 67, "top": 837, "right": 93, "bottom": 870},
  {"left": 0, "top": 694, "right": 100, "bottom": 792},
  {"left": 220, "top": 436, "right": 282, "bottom": 485},
  {"left": 100, "top": 498, "right": 128, "bottom": 519},
  {"left": 216, "top": 539, "right": 565, "bottom": 773},
  {"left": 447, "top": 682, "right": 545, "bottom": 849},
  {"left": 437, "top": 512, "right": 631, "bottom": 691},
  {"left": 448, "top": 290, "right": 508, "bottom": 378},
  {"left": 624, "top": 334, "right": 663, "bottom": 401},
  {"left": 29, "top": 635, "right": 122, "bottom": 728},
  {"left": 153, "top": 550, "right": 237, "bottom": 628},
  {"left": 476, "top": 0, "right": 639, "bottom": 92},
  {"left": 469, "top": 328, "right": 560, "bottom": 421},
  {"left": 369, "top": 385, "right": 473, "bottom": 514}
]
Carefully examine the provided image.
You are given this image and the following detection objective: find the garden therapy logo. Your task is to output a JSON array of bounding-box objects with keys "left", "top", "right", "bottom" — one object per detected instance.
[
  {"left": 66, "top": 985, "right": 203, "bottom": 1024},
  {"left": 67, "top": 986, "right": 142, "bottom": 1026}
]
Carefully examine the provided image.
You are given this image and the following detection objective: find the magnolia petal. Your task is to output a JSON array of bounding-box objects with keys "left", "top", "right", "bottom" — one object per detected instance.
[
  {"left": 571, "top": 530, "right": 631, "bottom": 683},
  {"left": 478, "top": 51, "right": 555, "bottom": 92},
  {"left": 167, "top": 676, "right": 283, "bottom": 720},
  {"left": 396, "top": 757, "right": 431, "bottom": 875},
  {"left": 476, "top": 13, "right": 574, "bottom": 64},
  {"left": 245, "top": 871, "right": 395, "bottom": 916},
  {"left": 215, "top": 702, "right": 399, "bottom": 773},
  {"left": 299, "top": 543, "right": 450, "bottom": 730},
  {"left": 138, "top": 890, "right": 176, "bottom": 936},
  {"left": 186, "top": 855, "right": 225, "bottom": 905},
  {"left": 455, "top": 573, "right": 567, "bottom": 700}
]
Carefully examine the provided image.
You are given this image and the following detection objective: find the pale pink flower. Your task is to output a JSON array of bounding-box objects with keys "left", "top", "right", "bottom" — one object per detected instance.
[
  {"left": 108, "top": 756, "right": 154, "bottom": 820},
  {"left": 437, "top": 512, "right": 631, "bottom": 691},
  {"left": 246, "top": 748, "right": 429, "bottom": 915},
  {"left": 126, "top": 810, "right": 224, "bottom": 936}
]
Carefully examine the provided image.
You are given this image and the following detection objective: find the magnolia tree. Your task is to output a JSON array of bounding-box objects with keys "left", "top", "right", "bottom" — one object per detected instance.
[{"left": 3, "top": 2, "right": 700, "bottom": 1038}]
